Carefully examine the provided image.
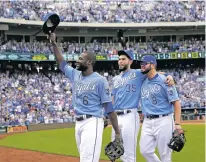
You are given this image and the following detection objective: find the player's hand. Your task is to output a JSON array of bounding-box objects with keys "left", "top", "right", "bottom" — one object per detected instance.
[
  {"left": 174, "top": 124, "right": 184, "bottom": 134},
  {"left": 47, "top": 31, "right": 56, "bottom": 44},
  {"left": 115, "top": 134, "right": 123, "bottom": 143},
  {"left": 165, "top": 75, "right": 175, "bottom": 86}
]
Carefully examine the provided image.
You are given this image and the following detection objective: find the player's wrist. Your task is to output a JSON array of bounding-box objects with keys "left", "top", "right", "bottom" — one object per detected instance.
[
  {"left": 115, "top": 134, "right": 122, "bottom": 141},
  {"left": 175, "top": 120, "right": 181, "bottom": 125},
  {"left": 115, "top": 133, "right": 121, "bottom": 139}
]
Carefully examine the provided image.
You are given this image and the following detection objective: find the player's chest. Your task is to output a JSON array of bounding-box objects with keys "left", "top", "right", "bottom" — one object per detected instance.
[
  {"left": 74, "top": 80, "right": 97, "bottom": 96},
  {"left": 113, "top": 72, "right": 138, "bottom": 89},
  {"left": 141, "top": 83, "right": 162, "bottom": 98}
]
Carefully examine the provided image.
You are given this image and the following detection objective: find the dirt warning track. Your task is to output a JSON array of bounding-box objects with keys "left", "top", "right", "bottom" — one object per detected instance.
[{"left": 0, "top": 120, "right": 204, "bottom": 162}]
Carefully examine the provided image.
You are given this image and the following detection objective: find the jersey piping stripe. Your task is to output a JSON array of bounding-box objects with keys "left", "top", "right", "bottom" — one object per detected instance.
[
  {"left": 133, "top": 112, "right": 137, "bottom": 162},
  {"left": 91, "top": 118, "right": 98, "bottom": 162},
  {"left": 171, "top": 114, "right": 174, "bottom": 135}
]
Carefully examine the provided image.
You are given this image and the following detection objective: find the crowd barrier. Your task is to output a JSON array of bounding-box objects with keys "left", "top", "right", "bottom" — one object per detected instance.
[{"left": 0, "top": 122, "right": 75, "bottom": 134}]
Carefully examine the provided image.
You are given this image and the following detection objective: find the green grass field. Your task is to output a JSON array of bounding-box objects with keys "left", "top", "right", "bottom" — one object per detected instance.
[{"left": 0, "top": 125, "right": 205, "bottom": 162}]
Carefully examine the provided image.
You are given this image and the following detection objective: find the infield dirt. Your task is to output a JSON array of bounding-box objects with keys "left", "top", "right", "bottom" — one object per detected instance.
[{"left": 0, "top": 120, "right": 204, "bottom": 162}]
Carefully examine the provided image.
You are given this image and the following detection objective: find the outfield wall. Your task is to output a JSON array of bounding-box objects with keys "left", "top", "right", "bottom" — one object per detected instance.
[
  {"left": 0, "top": 120, "right": 204, "bottom": 135},
  {"left": 0, "top": 122, "right": 75, "bottom": 134},
  {"left": 28, "top": 122, "right": 75, "bottom": 131}
]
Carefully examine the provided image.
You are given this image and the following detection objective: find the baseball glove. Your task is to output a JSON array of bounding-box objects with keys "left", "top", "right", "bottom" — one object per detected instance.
[
  {"left": 105, "top": 135, "right": 124, "bottom": 162},
  {"left": 168, "top": 129, "right": 186, "bottom": 152}
]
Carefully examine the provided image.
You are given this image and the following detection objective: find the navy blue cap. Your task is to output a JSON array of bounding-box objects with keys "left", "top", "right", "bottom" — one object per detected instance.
[
  {"left": 42, "top": 13, "right": 60, "bottom": 34},
  {"left": 140, "top": 55, "right": 157, "bottom": 65},
  {"left": 118, "top": 50, "right": 134, "bottom": 60}
]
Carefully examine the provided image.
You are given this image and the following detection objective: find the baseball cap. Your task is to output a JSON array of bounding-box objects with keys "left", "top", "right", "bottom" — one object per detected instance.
[
  {"left": 118, "top": 50, "right": 134, "bottom": 60},
  {"left": 42, "top": 13, "right": 60, "bottom": 34},
  {"left": 140, "top": 55, "right": 157, "bottom": 65}
]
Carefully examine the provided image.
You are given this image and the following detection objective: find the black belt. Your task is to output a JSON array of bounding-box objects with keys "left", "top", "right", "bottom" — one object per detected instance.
[
  {"left": 75, "top": 115, "right": 92, "bottom": 121},
  {"left": 146, "top": 114, "right": 169, "bottom": 120},
  {"left": 116, "top": 110, "right": 131, "bottom": 116}
]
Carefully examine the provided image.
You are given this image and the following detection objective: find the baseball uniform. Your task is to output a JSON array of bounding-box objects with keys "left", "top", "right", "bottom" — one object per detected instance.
[
  {"left": 111, "top": 68, "right": 146, "bottom": 162},
  {"left": 60, "top": 61, "right": 112, "bottom": 162},
  {"left": 140, "top": 73, "right": 179, "bottom": 162}
]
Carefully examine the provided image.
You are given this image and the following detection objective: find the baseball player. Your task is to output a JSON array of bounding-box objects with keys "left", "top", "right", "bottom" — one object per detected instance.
[
  {"left": 111, "top": 50, "right": 174, "bottom": 162},
  {"left": 48, "top": 33, "right": 122, "bottom": 162},
  {"left": 139, "top": 55, "right": 182, "bottom": 162}
]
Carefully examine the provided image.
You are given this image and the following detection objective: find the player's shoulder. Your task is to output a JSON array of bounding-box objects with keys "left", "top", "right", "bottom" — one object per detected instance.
[
  {"left": 93, "top": 72, "right": 108, "bottom": 82},
  {"left": 156, "top": 74, "right": 167, "bottom": 83},
  {"left": 93, "top": 72, "right": 105, "bottom": 78},
  {"left": 157, "top": 73, "right": 166, "bottom": 79},
  {"left": 133, "top": 69, "right": 141, "bottom": 72},
  {"left": 65, "top": 64, "right": 80, "bottom": 74},
  {"left": 72, "top": 69, "right": 81, "bottom": 78},
  {"left": 133, "top": 69, "right": 145, "bottom": 77}
]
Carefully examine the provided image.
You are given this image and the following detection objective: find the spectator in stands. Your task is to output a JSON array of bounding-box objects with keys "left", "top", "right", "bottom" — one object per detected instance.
[
  {"left": 1, "top": 38, "right": 205, "bottom": 55},
  {"left": 194, "top": 108, "right": 199, "bottom": 120},
  {"left": 0, "top": 1, "right": 205, "bottom": 23},
  {"left": 0, "top": 62, "right": 205, "bottom": 126}
]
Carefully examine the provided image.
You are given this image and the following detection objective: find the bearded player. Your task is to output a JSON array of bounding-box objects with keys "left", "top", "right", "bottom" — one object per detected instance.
[
  {"left": 49, "top": 32, "right": 122, "bottom": 162},
  {"left": 139, "top": 55, "right": 182, "bottom": 162},
  {"left": 110, "top": 50, "right": 174, "bottom": 162}
]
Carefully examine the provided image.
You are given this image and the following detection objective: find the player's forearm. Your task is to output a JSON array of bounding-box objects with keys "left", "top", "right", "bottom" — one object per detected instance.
[
  {"left": 52, "top": 42, "right": 65, "bottom": 65},
  {"left": 173, "top": 100, "right": 182, "bottom": 125},
  {"left": 107, "top": 112, "right": 120, "bottom": 135}
]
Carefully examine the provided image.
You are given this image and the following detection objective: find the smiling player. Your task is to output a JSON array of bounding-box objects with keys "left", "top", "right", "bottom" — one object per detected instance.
[{"left": 48, "top": 32, "right": 122, "bottom": 162}]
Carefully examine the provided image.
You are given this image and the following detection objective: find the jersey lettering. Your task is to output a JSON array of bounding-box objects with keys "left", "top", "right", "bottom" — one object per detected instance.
[
  {"left": 113, "top": 72, "right": 136, "bottom": 89},
  {"left": 76, "top": 82, "right": 96, "bottom": 96},
  {"left": 141, "top": 84, "right": 161, "bottom": 99}
]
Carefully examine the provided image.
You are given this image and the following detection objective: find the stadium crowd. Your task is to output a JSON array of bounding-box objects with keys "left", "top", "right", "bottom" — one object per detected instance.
[
  {"left": 1, "top": 37, "right": 205, "bottom": 55},
  {"left": 0, "top": 0, "right": 205, "bottom": 126},
  {"left": 0, "top": 69, "right": 74, "bottom": 126},
  {"left": 0, "top": 65, "right": 205, "bottom": 126},
  {"left": 0, "top": 1, "right": 205, "bottom": 23}
]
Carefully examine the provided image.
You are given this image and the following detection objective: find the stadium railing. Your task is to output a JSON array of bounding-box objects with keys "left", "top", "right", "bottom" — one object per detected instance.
[{"left": 0, "top": 18, "right": 205, "bottom": 28}]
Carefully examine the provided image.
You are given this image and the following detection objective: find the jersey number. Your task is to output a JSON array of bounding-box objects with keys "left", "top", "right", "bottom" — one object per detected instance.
[
  {"left": 151, "top": 95, "right": 157, "bottom": 105},
  {"left": 83, "top": 96, "right": 88, "bottom": 105},
  {"left": 126, "top": 84, "right": 136, "bottom": 92}
]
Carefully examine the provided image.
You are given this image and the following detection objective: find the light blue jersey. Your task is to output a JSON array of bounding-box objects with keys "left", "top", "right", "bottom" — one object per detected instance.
[
  {"left": 112, "top": 69, "right": 146, "bottom": 110},
  {"left": 61, "top": 64, "right": 111, "bottom": 118},
  {"left": 141, "top": 74, "right": 179, "bottom": 115}
]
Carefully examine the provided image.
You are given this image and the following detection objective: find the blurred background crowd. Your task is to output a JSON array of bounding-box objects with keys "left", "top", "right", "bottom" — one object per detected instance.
[
  {"left": 0, "top": 0, "right": 205, "bottom": 127},
  {"left": 0, "top": 37, "right": 205, "bottom": 55},
  {"left": 0, "top": 64, "right": 205, "bottom": 126},
  {"left": 0, "top": 1, "right": 205, "bottom": 23}
]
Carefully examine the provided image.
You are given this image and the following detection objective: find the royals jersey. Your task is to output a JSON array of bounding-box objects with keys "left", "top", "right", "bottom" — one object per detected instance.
[
  {"left": 60, "top": 63, "right": 111, "bottom": 118},
  {"left": 112, "top": 69, "right": 146, "bottom": 110},
  {"left": 141, "top": 73, "right": 179, "bottom": 115}
]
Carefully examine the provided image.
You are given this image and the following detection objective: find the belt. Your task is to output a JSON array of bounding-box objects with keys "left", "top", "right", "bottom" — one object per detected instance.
[
  {"left": 75, "top": 115, "right": 92, "bottom": 121},
  {"left": 116, "top": 110, "right": 131, "bottom": 116},
  {"left": 146, "top": 114, "right": 169, "bottom": 120}
]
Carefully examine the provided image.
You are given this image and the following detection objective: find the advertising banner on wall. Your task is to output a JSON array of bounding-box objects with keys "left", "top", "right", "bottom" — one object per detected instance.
[
  {"left": 0, "top": 52, "right": 205, "bottom": 61},
  {"left": 7, "top": 125, "right": 28, "bottom": 133}
]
